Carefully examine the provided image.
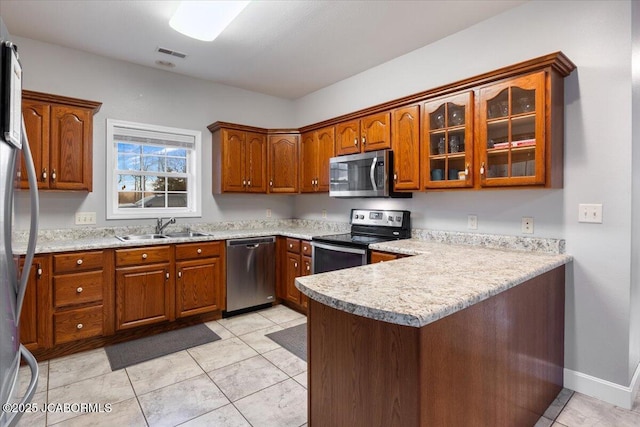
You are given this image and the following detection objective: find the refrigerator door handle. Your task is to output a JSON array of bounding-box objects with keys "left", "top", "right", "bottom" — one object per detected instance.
[
  {"left": 5, "top": 345, "right": 39, "bottom": 427},
  {"left": 15, "top": 117, "right": 38, "bottom": 320}
]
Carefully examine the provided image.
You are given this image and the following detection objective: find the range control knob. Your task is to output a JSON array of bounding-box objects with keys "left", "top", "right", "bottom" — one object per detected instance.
[
  {"left": 388, "top": 216, "right": 393, "bottom": 221},
  {"left": 396, "top": 216, "right": 402, "bottom": 222}
]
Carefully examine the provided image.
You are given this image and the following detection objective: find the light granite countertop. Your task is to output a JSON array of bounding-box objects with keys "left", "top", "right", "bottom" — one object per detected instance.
[{"left": 295, "top": 238, "right": 571, "bottom": 328}]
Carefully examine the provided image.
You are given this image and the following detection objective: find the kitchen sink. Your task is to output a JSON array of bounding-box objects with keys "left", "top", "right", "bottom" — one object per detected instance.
[
  {"left": 115, "top": 234, "right": 168, "bottom": 241},
  {"left": 163, "top": 231, "right": 209, "bottom": 238}
]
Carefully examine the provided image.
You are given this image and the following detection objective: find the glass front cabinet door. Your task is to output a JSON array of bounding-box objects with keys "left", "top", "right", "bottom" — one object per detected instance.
[
  {"left": 423, "top": 92, "right": 474, "bottom": 189},
  {"left": 478, "top": 72, "right": 545, "bottom": 186}
]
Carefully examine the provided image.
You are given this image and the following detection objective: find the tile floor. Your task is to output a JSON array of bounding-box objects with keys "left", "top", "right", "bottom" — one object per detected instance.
[{"left": 11, "top": 305, "right": 640, "bottom": 427}]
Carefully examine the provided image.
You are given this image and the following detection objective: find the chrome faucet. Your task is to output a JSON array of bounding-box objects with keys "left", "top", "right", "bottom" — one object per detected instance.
[{"left": 156, "top": 217, "right": 176, "bottom": 235}]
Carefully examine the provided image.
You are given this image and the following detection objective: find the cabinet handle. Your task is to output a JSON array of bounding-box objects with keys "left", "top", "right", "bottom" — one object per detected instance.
[
  {"left": 76, "top": 323, "right": 83, "bottom": 330},
  {"left": 247, "top": 180, "right": 251, "bottom": 186},
  {"left": 36, "top": 264, "right": 42, "bottom": 278},
  {"left": 306, "top": 265, "right": 310, "bottom": 271},
  {"left": 243, "top": 179, "right": 246, "bottom": 186},
  {"left": 362, "top": 136, "right": 366, "bottom": 145},
  {"left": 142, "top": 253, "right": 148, "bottom": 259},
  {"left": 51, "top": 169, "right": 57, "bottom": 181},
  {"left": 197, "top": 248, "right": 202, "bottom": 254},
  {"left": 294, "top": 262, "right": 298, "bottom": 268},
  {"left": 393, "top": 172, "right": 398, "bottom": 182},
  {"left": 76, "top": 259, "right": 83, "bottom": 265},
  {"left": 465, "top": 163, "right": 470, "bottom": 176},
  {"left": 42, "top": 168, "right": 47, "bottom": 181},
  {"left": 353, "top": 138, "right": 358, "bottom": 147},
  {"left": 166, "top": 272, "right": 170, "bottom": 280},
  {"left": 480, "top": 162, "right": 485, "bottom": 176},
  {"left": 270, "top": 180, "right": 273, "bottom": 187},
  {"left": 178, "top": 271, "right": 182, "bottom": 278},
  {"left": 76, "top": 287, "right": 83, "bottom": 293}
]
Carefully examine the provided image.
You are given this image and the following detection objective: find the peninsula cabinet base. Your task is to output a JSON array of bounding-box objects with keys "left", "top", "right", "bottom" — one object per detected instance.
[{"left": 307, "top": 266, "right": 565, "bottom": 427}]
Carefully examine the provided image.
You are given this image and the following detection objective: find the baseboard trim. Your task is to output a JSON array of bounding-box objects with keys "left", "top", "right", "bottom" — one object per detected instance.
[{"left": 564, "top": 363, "right": 640, "bottom": 409}]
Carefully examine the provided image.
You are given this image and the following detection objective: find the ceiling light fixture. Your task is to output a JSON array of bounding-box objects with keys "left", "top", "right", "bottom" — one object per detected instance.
[{"left": 169, "top": 1, "right": 250, "bottom": 42}]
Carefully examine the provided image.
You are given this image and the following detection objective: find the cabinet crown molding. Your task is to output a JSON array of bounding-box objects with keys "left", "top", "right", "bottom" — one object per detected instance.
[{"left": 22, "top": 90, "right": 102, "bottom": 113}]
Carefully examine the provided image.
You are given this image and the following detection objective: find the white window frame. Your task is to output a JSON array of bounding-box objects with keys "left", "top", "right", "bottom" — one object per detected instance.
[{"left": 106, "top": 118, "right": 202, "bottom": 220}]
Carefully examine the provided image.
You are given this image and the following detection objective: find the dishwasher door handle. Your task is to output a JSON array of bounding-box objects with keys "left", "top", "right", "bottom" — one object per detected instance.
[{"left": 246, "top": 243, "right": 260, "bottom": 249}]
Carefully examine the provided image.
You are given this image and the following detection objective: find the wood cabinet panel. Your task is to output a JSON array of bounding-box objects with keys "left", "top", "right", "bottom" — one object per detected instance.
[
  {"left": 246, "top": 132, "right": 267, "bottom": 192},
  {"left": 335, "top": 120, "right": 360, "bottom": 156},
  {"left": 370, "top": 251, "right": 399, "bottom": 264},
  {"left": 53, "top": 250, "right": 105, "bottom": 273},
  {"left": 392, "top": 105, "right": 421, "bottom": 191},
  {"left": 115, "top": 245, "right": 171, "bottom": 267},
  {"left": 115, "top": 263, "right": 173, "bottom": 330},
  {"left": 361, "top": 112, "right": 391, "bottom": 152},
  {"left": 20, "top": 101, "right": 50, "bottom": 189},
  {"left": 301, "top": 127, "right": 335, "bottom": 192},
  {"left": 268, "top": 133, "right": 299, "bottom": 193},
  {"left": 53, "top": 271, "right": 103, "bottom": 308},
  {"left": 176, "top": 258, "right": 222, "bottom": 317},
  {"left": 285, "top": 238, "right": 301, "bottom": 253},
  {"left": 221, "top": 129, "right": 246, "bottom": 192},
  {"left": 53, "top": 305, "right": 104, "bottom": 345},
  {"left": 301, "top": 241, "right": 312, "bottom": 257},
  {"left": 175, "top": 241, "right": 222, "bottom": 260},
  {"left": 300, "top": 132, "right": 318, "bottom": 193},
  {"left": 19, "top": 256, "right": 51, "bottom": 351},
  {"left": 21, "top": 91, "right": 100, "bottom": 192},
  {"left": 285, "top": 252, "right": 302, "bottom": 304}
]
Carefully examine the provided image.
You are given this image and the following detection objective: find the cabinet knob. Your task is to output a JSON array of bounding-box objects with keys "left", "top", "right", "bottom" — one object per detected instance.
[
  {"left": 178, "top": 271, "right": 182, "bottom": 278},
  {"left": 142, "top": 253, "right": 148, "bottom": 259},
  {"left": 480, "top": 162, "right": 485, "bottom": 176},
  {"left": 51, "top": 169, "right": 57, "bottom": 181},
  {"left": 36, "top": 264, "right": 42, "bottom": 278},
  {"left": 362, "top": 136, "right": 366, "bottom": 145},
  {"left": 465, "top": 163, "right": 470, "bottom": 176},
  {"left": 294, "top": 262, "right": 298, "bottom": 268},
  {"left": 76, "top": 259, "right": 83, "bottom": 265},
  {"left": 243, "top": 180, "right": 246, "bottom": 186},
  {"left": 270, "top": 180, "right": 273, "bottom": 187},
  {"left": 393, "top": 172, "right": 398, "bottom": 182},
  {"left": 76, "top": 323, "right": 83, "bottom": 330},
  {"left": 248, "top": 180, "right": 251, "bottom": 186},
  {"left": 306, "top": 265, "right": 310, "bottom": 271},
  {"left": 166, "top": 272, "right": 170, "bottom": 280},
  {"left": 42, "top": 168, "right": 47, "bottom": 181},
  {"left": 354, "top": 138, "right": 358, "bottom": 147},
  {"left": 197, "top": 248, "right": 202, "bottom": 254},
  {"left": 289, "top": 243, "right": 293, "bottom": 248},
  {"left": 76, "top": 287, "right": 83, "bottom": 293}
]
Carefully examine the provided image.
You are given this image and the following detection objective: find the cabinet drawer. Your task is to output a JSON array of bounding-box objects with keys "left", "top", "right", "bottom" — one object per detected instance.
[
  {"left": 286, "top": 238, "right": 300, "bottom": 253},
  {"left": 53, "top": 250, "right": 104, "bottom": 273},
  {"left": 53, "top": 271, "right": 103, "bottom": 308},
  {"left": 175, "top": 241, "right": 222, "bottom": 260},
  {"left": 115, "top": 246, "right": 171, "bottom": 267},
  {"left": 301, "top": 241, "right": 312, "bottom": 256},
  {"left": 54, "top": 305, "right": 103, "bottom": 345}
]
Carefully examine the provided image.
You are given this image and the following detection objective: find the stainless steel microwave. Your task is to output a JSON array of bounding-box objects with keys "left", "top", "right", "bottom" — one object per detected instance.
[{"left": 329, "top": 150, "right": 411, "bottom": 198}]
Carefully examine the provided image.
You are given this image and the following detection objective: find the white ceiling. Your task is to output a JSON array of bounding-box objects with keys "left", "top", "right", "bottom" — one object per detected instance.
[{"left": 0, "top": 0, "right": 527, "bottom": 99}]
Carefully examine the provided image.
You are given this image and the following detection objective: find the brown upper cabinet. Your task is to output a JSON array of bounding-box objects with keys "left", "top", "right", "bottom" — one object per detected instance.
[
  {"left": 423, "top": 92, "right": 474, "bottom": 189},
  {"left": 210, "top": 124, "right": 267, "bottom": 193},
  {"left": 391, "top": 105, "right": 421, "bottom": 191},
  {"left": 335, "top": 112, "right": 391, "bottom": 156},
  {"left": 477, "top": 72, "right": 548, "bottom": 187},
  {"left": 21, "top": 91, "right": 101, "bottom": 191},
  {"left": 301, "top": 126, "right": 335, "bottom": 193},
  {"left": 268, "top": 133, "right": 300, "bottom": 193}
]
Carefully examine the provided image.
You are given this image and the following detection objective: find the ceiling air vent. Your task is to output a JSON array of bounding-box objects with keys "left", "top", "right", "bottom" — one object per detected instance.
[{"left": 156, "top": 47, "right": 187, "bottom": 59}]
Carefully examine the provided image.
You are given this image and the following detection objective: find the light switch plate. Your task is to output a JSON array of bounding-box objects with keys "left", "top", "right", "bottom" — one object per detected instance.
[
  {"left": 467, "top": 215, "right": 478, "bottom": 230},
  {"left": 578, "top": 204, "right": 603, "bottom": 223},
  {"left": 266, "top": 208, "right": 272, "bottom": 218},
  {"left": 75, "top": 212, "right": 96, "bottom": 225}
]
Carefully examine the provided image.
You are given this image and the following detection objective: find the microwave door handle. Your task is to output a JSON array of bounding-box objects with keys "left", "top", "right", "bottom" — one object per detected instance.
[{"left": 369, "top": 156, "right": 378, "bottom": 191}]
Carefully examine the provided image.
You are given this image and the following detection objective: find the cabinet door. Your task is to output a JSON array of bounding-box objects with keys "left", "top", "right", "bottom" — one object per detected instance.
[
  {"left": 370, "top": 251, "right": 398, "bottom": 263},
  {"left": 478, "top": 72, "right": 545, "bottom": 187},
  {"left": 49, "top": 105, "right": 93, "bottom": 191},
  {"left": 300, "top": 255, "right": 312, "bottom": 310},
  {"left": 19, "top": 256, "right": 51, "bottom": 351},
  {"left": 423, "top": 92, "right": 474, "bottom": 189},
  {"left": 285, "top": 253, "right": 301, "bottom": 304},
  {"left": 245, "top": 132, "right": 267, "bottom": 193},
  {"left": 300, "top": 132, "right": 318, "bottom": 193},
  {"left": 176, "top": 258, "right": 222, "bottom": 317},
  {"left": 392, "top": 105, "right": 421, "bottom": 191},
  {"left": 268, "top": 134, "right": 299, "bottom": 193},
  {"left": 361, "top": 112, "right": 391, "bottom": 152},
  {"left": 115, "top": 264, "right": 173, "bottom": 330},
  {"left": 335, "top": 120, "right": 360, "bottom": 156},
  {"left": 21, "top": 101, "right": 50, "bottom": 189},
  {"left": 316, "top": 126, "right": 335, "bottom": 192},
  {"left": 222, "top": 129, "right": 247, "bottom": 192}
]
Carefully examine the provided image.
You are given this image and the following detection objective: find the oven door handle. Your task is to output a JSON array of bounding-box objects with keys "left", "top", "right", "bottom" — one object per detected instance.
[
  {"left": 369, "top": 156, "right": 378, "bottom": 192},
  {"left": 312, "top": 242, "right": 367, "bottom": 255}
]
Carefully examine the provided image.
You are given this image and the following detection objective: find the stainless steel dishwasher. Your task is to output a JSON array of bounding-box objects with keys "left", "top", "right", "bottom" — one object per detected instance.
[{"left": 226, "top": 236, "right": 276, "bottom": 313}]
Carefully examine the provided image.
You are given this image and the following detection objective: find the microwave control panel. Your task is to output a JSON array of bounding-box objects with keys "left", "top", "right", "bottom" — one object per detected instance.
[{"left": 351, "top": 209, "right": 409, "bottom": 228}]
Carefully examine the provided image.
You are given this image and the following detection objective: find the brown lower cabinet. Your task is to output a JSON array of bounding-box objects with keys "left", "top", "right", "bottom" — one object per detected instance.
[
  {"left": 19, "top": 256, "right": 51, "bottom": 351},
  {"left": 277, "top": 237, "right": 310, "bottom": 313}
]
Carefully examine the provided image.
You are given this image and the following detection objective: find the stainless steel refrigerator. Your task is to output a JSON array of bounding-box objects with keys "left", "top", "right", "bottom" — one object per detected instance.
[{"left": 0, "top": 16, "right": 40, "bottom": 427}]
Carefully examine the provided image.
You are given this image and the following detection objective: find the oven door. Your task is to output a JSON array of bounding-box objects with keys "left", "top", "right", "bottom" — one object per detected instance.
[{"left": 312, "top": 242, "right": 367, "bottom": 274}]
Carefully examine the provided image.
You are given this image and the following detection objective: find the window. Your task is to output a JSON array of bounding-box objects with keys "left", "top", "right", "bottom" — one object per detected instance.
[{"left": 106, "top": 119, "right": 202, "bottom": 219}]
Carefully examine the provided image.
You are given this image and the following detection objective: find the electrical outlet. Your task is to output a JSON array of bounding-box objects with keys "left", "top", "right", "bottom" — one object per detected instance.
[
  {"left": 467, "top": 215, "right": 478, "bottom": 230},
  {"left": 322, "top": 209, "right": 327, "bottom": 218},
  {"left": 578, "top": 204, "right": 603, "bottom": 223},
  {"left": 521, "top": 217, "right": 534, "bottom": 234},
  {"left": 75, "top": 212, "right": 96, "bottom": 225},
  {"left": 266, "top": 208, "right": 272, "bottom": 218}
]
